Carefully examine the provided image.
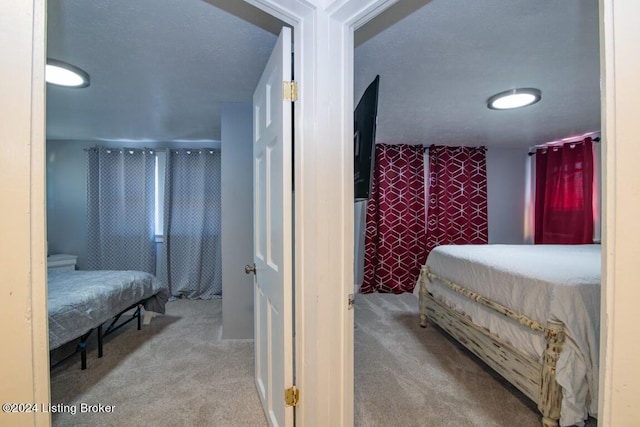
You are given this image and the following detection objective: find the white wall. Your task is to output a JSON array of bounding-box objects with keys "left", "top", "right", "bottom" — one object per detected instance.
[{"left": 221, "top": 103, "right": 254, "bottom": 339}]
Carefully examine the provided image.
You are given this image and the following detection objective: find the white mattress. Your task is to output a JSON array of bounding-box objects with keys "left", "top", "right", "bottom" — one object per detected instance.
[{"left": 423, "top": 244, "right": 600, "bottom": 427}]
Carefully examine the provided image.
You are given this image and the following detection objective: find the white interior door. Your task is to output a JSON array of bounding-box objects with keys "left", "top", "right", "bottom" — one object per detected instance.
[{"left": 252, "top": 26, "right": 294, "bottom": 427}]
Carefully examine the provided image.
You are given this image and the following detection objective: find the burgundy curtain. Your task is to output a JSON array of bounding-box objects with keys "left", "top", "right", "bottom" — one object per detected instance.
[
  {"left": 360, "top": 144, "right": 427, "bottom": 294},
  {"left": 426, "top": 145, "right": 488, "bottom": 256},
  {"left": 534, "top": 138, "right": 594, "bottom": 244}
]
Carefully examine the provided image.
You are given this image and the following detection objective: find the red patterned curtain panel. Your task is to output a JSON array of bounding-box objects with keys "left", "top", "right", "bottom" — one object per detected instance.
[
  {"left": 426, "top": 145, "right": 488, "bottom": 256},
  {"left": 534, "top": 138, "right": 594, "bottom": 244},
  {"left": 360, "top": 144, "right": 427, "bottom": 294}
]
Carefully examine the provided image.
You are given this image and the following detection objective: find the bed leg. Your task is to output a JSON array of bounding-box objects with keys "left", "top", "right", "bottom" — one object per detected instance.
[
  {"left": 98, "top": 325, "right": 103, "bottom": 358},
  {"left": 77, "top": 329, "right": 93, "bottom": 370},
  {"left": 538, "top": 319, "right": 565, "bottom": 427},
  {"left": 80, "top": 345, "right": 87, "bottom": 370},
  {"left": 419, "top": 266, "right": 429, "bottom": 328},
  {"left": 137, "top": 306, "right": 142, "bottom": 330}
]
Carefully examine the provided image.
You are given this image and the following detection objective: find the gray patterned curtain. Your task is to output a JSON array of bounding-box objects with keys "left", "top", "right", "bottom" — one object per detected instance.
[
  {"left": 86, "top": 147, "right": 156, "bottom": 273},
  {"left": 158, "top": 149, "right": 222, "bottom": 299}
]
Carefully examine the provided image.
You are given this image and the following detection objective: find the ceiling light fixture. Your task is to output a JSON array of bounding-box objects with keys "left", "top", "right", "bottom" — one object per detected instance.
[
  {"left": 46, "top": 59, "right": 90, "bottom": 88},
  {"left": 487, "top": 88, "right": 541, "bottom": 110}
]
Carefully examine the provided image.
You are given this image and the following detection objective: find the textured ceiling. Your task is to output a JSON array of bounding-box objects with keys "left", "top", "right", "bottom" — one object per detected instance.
[
  {"left": 46, "top": 0, "right": 280, "bottom": 142},
  {"left": 46, "top": 0, "right": 601, "bottom": 148},
  {"left": 355, "top": 0, "right": 601, "bottom": 148}
]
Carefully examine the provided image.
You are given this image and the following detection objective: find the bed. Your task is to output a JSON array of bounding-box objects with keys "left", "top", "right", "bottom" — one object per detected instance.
[
  {"left": 48, "top": 269, "right": 169, "bottom": 369},
  {"left": 417, "top": 244, "right": 600, "bottom": 427}
]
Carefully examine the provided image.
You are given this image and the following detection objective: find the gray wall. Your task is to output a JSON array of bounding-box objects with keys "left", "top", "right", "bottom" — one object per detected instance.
[
  {"left": 46, "top": 140, "right": 89, "bottom": 267},
  {"left": 221, "top": 103, "right": 254, "bottom": 339},
  {"left": 46, "top": 139, "right": 219, "bottom": 270},
  {"left": 354, "top": 201, "right": 367, "bottom": 290},
  {"left": 486, "top": 147, "right": 528, "bottom": 244}
]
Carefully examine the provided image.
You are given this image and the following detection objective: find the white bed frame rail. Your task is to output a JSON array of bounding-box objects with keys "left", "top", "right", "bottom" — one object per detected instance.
[{"left": 418, "top": 265, "right": 565, "bottom": 427}]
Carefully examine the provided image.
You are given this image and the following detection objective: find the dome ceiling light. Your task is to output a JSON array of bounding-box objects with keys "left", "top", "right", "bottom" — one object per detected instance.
[
  {"left": 46, "top": 59, "right": 90, "bottom": 88},
  {"left": 487, "top": 88, "right": 541, "bottom": 110}
]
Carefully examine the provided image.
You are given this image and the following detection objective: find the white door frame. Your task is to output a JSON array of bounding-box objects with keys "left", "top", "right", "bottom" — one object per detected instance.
[
  {"left": 0, "top": 1, "right": 50, "bottom": 425},
  {"left": 3, "top": 1, "right": 640, "bottom": 426},
  {"left": 597, "top": 0, "right": 640, "bottom": 424},
  {"left": 242, "top": 1, "right": 401, "bottom": 424}
]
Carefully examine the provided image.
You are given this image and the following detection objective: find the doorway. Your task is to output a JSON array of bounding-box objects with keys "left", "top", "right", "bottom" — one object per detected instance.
[
  {"left": 352, "top": 1, "right": 602, "bottom": 425},
  {"left": 44, "top": 0, "right": 283, "bottom": 425}
]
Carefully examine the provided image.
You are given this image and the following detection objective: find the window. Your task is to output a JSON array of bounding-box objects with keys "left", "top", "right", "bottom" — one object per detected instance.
[{"left": 154, "top": 151, "right": 166, "bottom": 239}]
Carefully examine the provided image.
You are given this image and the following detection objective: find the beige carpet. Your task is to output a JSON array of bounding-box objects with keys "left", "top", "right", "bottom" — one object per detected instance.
[
  {"left": 49, "top": 299, "right": 268, "bottom": 427},
  {"left": 353, "top": 292, "right": 596, "bottom": 427},
  {"left": 50, "top": 294, "right": 596, "bottom": 426}
]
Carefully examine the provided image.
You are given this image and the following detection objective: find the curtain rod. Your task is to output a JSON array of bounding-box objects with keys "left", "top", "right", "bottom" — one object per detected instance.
[
  {"left": 527, "top": 137, "right": 600, "bottom": 156},
  {"left": 83, "top": 147, "right": 220, "bottom": 153},
  {"left": 422, "top": 146, "right": 488, "bottom": 152}
]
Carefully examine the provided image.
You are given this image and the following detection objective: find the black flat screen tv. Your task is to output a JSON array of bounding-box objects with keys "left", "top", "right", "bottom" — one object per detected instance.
[{"left": 354, "top": 75, "right": 380, "bottom": 201}]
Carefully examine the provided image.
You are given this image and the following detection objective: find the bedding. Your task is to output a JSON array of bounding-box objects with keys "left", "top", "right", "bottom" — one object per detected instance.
[
  {"left": 48, "top": 269, "right": 169, "bottom": 350},
  {"left": 421, "top": 244, "right": 600, "bottom": 427}
]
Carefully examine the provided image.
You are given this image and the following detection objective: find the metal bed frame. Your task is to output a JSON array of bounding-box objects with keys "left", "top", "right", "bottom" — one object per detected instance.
[{"left": 51, "top": 297, "right": 150, "bottom": 370}]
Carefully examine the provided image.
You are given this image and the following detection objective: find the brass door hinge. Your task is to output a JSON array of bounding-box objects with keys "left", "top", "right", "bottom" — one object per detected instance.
[
  {"left": 285, "top": 386, "right": 299, "bottom": 407},
  {"left": 283, "top": 81, "right": 298, "bottom": 102}
]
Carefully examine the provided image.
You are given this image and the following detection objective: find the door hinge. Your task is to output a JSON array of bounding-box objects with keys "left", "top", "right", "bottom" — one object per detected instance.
[
  {"left": 285, "top": 386, "right": 299, "bottom": 407},
  {"left": 348, "top": 293, "right": 355, "bottom": 310},
  {"left": 283, "top": 81, "right": 298, "bottom": 102}
]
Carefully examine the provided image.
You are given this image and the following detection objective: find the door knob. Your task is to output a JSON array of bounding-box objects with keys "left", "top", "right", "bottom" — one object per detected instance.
[{"left": 245, "top": 263, "right": 257, "bottom": 275}]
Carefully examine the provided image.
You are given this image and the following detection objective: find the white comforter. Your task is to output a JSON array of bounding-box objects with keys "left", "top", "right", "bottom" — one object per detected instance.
[{"left": 424, "top": 244, "right": 600, "bottom": 427}]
